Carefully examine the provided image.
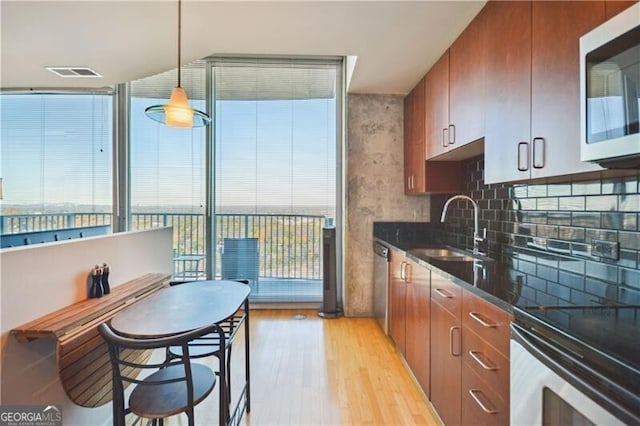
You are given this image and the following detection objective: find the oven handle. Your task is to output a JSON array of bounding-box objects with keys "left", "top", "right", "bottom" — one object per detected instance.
[
  {"left": 511, "top": 322, "right": 640, "bottom": 424},
  {"left": 511, "top": 323, "right": 615, "bottom": 408}
]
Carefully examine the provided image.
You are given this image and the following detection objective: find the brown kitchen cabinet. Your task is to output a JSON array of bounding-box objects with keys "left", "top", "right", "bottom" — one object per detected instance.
[
  {"left": 404, "top": 257, "right": 431, "bottom": 397},
  {"left": 425, "top": 51, "right": 450, "bottom": 159},
  {"left": 426, "top": 5, "right": 487, "bottom": 161},
  {"left": 404, "top": 77, "right": 426, "bottom": 194},
  {"left": 448, "top": 5, "right": 488, "bottom": 152},
  {"left": 404, "top": 77, "right": 463, "bottom": 194},
  {"left": 430, "top": 270, "right": 462, "bottom": 425},
  {"left": 485, "top": 1, "right": 604, "bottom": 184},
  {"left": 429, "top": 269, "right": 512, "bottom": 426},
  {"left": 425, "top": 26, "right": 486, "bottom": 160},
  {"left": 461, "top": 290, "right": 513, "bottom": 425},
  {"left": 389, "top": 248, "right": 406, "bottom": 354},
  {"left": 606, "top": 0, "right": 637, "bottom": 18}
]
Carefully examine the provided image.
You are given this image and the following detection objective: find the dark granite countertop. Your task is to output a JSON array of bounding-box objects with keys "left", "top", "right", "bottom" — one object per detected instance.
[{"left": 374, "top": 236, "right": 518, "bottom": 313}]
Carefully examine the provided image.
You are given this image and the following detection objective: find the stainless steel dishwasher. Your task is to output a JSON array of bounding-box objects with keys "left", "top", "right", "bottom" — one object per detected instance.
[{"left": 373, "top": 242, "right": 390, "bottom": 334}]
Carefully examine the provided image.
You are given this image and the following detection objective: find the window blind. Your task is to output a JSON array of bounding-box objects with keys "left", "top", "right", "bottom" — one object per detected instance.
[{"left": 0, "top": 93, "right": 112, "bottom": 231}]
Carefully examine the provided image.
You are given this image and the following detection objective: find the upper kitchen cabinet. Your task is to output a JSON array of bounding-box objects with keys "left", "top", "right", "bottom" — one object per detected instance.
[
  {"left": 404, "top": 77, "right": 426, "bottom": 194},
  {"left": 485, "top": 1, "right": 605, "bottom": 184},
  {"left": 484, "top": 1, "right": 531, "bottom": 184},
  {"left": 606, "top": 0, "right": 638, "bottom": 18},
  {"left": 425, "top": 51, "right": 450, "bottom": 159},
  {"left": 404, "top": 77, "right": 463, "bottom": 194},
  {"left": 426, "top": 6, "right": 488, "bottom": 161},
  {"left": 448, "top": 5, "right": 488, "bottom": 152}
]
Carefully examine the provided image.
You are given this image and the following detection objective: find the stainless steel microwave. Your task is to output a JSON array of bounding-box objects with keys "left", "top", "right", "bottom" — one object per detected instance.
[{"left": 580, "top": 3, "right": 640, "bottom": 168}]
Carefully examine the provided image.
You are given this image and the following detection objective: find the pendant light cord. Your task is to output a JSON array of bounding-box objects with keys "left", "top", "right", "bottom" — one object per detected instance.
[{"left": 177, "top": 0, "right": 182, "bottom": 88}]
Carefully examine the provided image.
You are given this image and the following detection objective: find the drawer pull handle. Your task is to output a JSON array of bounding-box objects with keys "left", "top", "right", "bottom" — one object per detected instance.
[
  {"left": 468, "top": 389, "right": 499, "bottom": 414},
  {"left": 449, "top": 326, "right": 461, "bottom": 356},
  {"left": 469, "top": 351, "right": 498, "bottom": 371},
  {"left": 469, "top": 312, "right": 496, "bottom": 328},
  {"left": 434, "top": 288, "right": 454, "bottom": 299}
]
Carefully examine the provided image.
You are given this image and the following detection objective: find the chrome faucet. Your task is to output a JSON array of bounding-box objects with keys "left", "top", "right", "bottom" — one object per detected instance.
[{"left": 440, "top": 195, "right": 486, "bottom": 255}]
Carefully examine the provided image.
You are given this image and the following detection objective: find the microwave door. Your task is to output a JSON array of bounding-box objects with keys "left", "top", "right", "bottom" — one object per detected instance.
[{"left": 587, "top": 63, "right": 625, "bottom": 143}]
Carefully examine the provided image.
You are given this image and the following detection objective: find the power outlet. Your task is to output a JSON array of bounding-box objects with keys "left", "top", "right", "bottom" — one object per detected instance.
[{"left": 591, "top": 239, "right": 619, "bottom": 260}]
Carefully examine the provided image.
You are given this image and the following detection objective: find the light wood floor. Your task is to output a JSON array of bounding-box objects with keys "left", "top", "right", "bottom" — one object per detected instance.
[{"left": 164, "top": 309, "right": 440, "bottom": 426}]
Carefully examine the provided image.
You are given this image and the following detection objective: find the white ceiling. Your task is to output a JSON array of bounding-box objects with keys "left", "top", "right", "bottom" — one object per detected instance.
[{"left": 1, "top": 1, "right": 486, "bottom": 95}]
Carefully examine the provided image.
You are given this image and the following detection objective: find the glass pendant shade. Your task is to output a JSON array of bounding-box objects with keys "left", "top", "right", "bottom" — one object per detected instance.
[
  {"left": 144, "top": 0, "right": 210, "bottom": 128},
  {"left": 145, "top": 87, "right": 210, "bottom": 128}
]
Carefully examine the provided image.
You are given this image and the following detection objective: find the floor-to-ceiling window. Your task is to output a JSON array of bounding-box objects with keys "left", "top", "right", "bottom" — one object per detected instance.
[
  {"left": 212, "top": 59, "right": 339, "bottom": 302},
  {"left": 128, "top": 63, "right": 208, "bottom": 279},
  {"left": 0, "top": 92, "right": 113, "bottom": 240},
  {"left": 125, "top": 57, "right": 341, "bottom": 301}
]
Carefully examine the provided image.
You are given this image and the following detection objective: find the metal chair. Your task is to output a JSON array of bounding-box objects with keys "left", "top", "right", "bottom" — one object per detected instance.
[
  {"left": 164, "top": 280, "right": 250, "bottom": 425},
  {"left": 98, "top": 322, "right": 218, "bottom": 426},
  {"left": 221, "top": 238, "right": 259, "bottom": 290}
]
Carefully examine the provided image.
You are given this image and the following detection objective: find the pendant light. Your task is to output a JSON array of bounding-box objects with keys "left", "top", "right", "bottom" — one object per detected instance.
[{"left": 144, "top": 0, "right": 210, "bottom": 128}]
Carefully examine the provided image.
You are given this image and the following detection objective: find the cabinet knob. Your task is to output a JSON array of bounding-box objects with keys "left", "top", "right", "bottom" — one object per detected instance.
[
  {"left": 442, "top": 127, "right": 449, "bottom": 148},
  {"left": 449, "top": 124, "right": 455, "bottom": 145},
  {"left": 533, "top": 137, "right": 545, "bottom": 169},
  {"left": 449, "top": 326, "right": 461, "bottom": 356},
  {"left": 468, "top": 389, "right": 499, "bottom": 414},
  {"left": 469, "top": 311, "right": 497, "bottom": 328},
  {"left": 469, "top": 350, "right": 498, "bottom": 371},
  {"left": 434, "top": 288, "right": 454, "bottom": 299},
  {"left": 517, "top": 142, "right": 529, "bottom": 171}
]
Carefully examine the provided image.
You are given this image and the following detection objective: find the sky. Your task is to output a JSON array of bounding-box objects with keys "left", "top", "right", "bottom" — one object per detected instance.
[{"left": 1, "top": 87, "right": 337, "bottom": 215}]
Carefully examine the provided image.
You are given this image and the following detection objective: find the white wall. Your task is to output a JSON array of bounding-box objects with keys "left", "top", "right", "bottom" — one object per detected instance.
[{"left": 0, "top": 228, "right": 173, "bottom": 426}]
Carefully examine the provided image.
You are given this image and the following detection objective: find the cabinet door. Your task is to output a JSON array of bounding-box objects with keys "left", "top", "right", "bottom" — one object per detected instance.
[
  {"left": 449, "top": 5, "right": 487, "bottom": 148},
  {"left": 430, "top": 300, "right": 462, "bottom": 426},
  {"left": 530, "top": 1, "right": 604, "bottom": 179},
  {"left": 606, "top": 0, "right": 637, "bottom": 18},
  {"left": 462, "top": 364, "right": 509, "bottom": 426},
  {"left": 484, "top": 1, "right": 532, "bottom": 184},
  {"left": 425, "top": 51, "right": 450, "bottom": 159},
  {"left": 389, "top": 251, "right": 406, "bottom": 354},
  {"left": 404, "top": 258, "right": 430, "bottom": 397},
  {"left": 403, "top": 78, "right": 426, "bottom": 194}
]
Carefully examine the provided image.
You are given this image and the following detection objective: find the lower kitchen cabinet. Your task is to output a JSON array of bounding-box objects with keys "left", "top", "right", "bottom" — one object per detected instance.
[
  {"left": 404, "top": 258, "right": 430, "bottom": 397},
  {"left": 462, "top": 364, "right": 509, "bottom": 426},
  {"left": 389, "top": 248, "right": 406, "bottom": 355},
  {"left": 429, "top": 270, "right": 511, "bottom": 426},
  {"left": 389, "top": 251, "right": 431, "bottom": 397},
  {"left": 430, "top": 271, "right": 462, "bottom": 425},
  {"left": 388, "top": 251, "right": 512, "bottom": 425}
]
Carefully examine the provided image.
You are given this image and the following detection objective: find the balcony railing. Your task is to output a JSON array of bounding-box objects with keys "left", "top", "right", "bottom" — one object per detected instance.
[{"left": 0, "top": 212, "right": 325, "bottom": 281}]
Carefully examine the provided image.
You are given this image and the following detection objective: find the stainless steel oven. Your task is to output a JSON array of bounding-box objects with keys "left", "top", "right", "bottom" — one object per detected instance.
[
  {"left": 511, "top": 307, "right": 640, "bottom": 425},
  {"left": 580, "top": 2, "right": 640, "bottom": 167}
]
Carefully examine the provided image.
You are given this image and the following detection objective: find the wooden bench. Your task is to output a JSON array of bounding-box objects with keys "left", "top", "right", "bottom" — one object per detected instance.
[{"left": 11, "top": 273, "right": 171, "bottom": 408}]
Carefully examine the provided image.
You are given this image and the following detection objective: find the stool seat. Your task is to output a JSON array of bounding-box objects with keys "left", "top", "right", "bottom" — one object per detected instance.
[{"left": 129, "top": 363, "right": 215, "bottom": 419}]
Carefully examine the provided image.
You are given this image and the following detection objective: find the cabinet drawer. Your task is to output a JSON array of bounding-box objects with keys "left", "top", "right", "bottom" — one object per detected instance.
[
  {"left": 431, "top": 271, "right": 462, "bottom": 316},
  {"left": 462, "top": 364, "right": 509, "bottom": 426},
  {"left": 463, "top": 327, "right": 509, "bottom": 398},
  {"left": 462, "top": 291, "right": 512, "bottom": 355}
]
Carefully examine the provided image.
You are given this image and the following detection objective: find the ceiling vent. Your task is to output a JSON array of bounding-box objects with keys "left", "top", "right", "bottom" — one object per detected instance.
[{"left": 45, "top": 67, "right": 102, "bottom": 78}]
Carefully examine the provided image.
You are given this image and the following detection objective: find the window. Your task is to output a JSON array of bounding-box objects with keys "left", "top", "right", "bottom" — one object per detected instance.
[
  {"left": 0, "top": 92, "right": 113, "bottom": 238},
  {"left": 128, "top": 64, "right": 208, "bottom": 279},
  {"left": 125, "top": 57, "right": 342, "bottom": 299},
  {"left": 213, "top": 59, "right": 339, "bottom": 302}
]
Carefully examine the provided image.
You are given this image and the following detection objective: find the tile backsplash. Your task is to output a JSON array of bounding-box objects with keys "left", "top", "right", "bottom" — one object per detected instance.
[{"left": 435, "top": 156, "right": 640, "bottom": 298}]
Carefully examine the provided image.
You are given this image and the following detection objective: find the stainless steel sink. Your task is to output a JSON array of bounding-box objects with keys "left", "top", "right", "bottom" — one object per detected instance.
[{"left": 408, "top": 247, "right": 479, "bottom": 262}]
